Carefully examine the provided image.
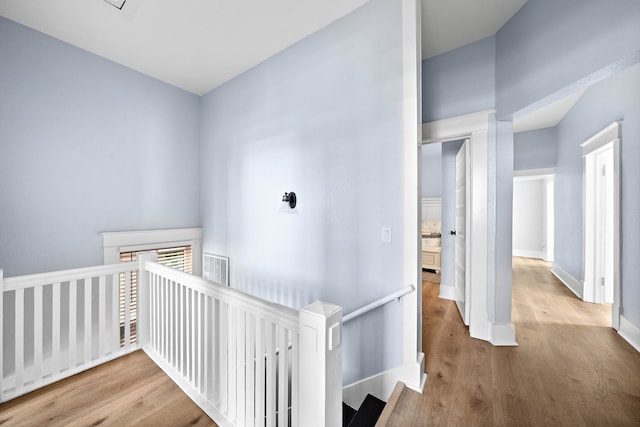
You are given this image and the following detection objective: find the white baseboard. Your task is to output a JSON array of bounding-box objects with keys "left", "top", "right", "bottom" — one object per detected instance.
[
  {"left": 550, "top": 263, "right": 582, "bottom": 299},
  {"left": 342, "top": 353, "right": 426, "bottom": 409},
  {"left": 513, "top": 249, "right": 546, "bottom": 260},
  {"left": 439, "top": 284, "right": 455, "bottom": 300},
  {"left": 618, "top": 315, "right": 640, "bottom": 353},
  {"left": 490, "top": 322, "right": 518, "bottom": 346}
]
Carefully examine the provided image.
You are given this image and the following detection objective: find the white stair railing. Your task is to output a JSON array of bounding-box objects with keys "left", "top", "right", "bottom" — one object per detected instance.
[
  {"left": 1, "top": 257, "right": 343, "bottom": 427},
  {"left": 0, "top": 262, "right": 139, "bottom": 402},
  {"left": 138, "top": 254, "right": 342, "bottom": 427}
]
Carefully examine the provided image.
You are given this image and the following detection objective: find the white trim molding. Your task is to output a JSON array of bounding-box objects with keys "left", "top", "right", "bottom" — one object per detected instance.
[
  {"left": 101, "top": 227, "right": 203, "bottom": 275},
  {"left": 618, "top": 316, "right": 640, "bottom": 353},
  {"left": 438, "top": 284, "right": 456, "bottom": 301},
  {"left": 422, "top": 109, "right": 496, "bottom": 143},
  {"left": 342, "top": 353, "right": 426, "bottom": 410},
  {"left": 423, "top": 110, "right": 494, "bottom": 343},
  {"left": 513, "top": 167, "right": 555, "bottom": 179},
  {"left": 550, "top": 263, "right": 582, "bottom": 299},
  {"left": 400, "top": 0, "right": 425, "bottom": 395},
  {"left": 490, "top": 323, "right": 518, "bottom": 346},
  {"left": 513, "top": 249, "right": 547, "bottom": 260}
]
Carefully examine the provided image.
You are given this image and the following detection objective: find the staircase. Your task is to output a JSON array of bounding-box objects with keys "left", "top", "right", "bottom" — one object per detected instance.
[
  {"left": 342, "top": 381, "right": 406, "bottom": 427},
  {"left": 342, "top": 394, "right": 386, "bottom": 427}
]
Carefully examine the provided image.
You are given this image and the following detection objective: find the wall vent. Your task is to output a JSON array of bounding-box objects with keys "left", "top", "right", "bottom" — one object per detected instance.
[{"left": 203, "top": 253, "right": 229, "bottom": 286}]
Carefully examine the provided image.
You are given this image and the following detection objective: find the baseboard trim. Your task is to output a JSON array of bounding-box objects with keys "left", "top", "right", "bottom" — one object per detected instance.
[
  {"left": 490, "top": 322, "right": 518, "bottom": 346},
  {"left": 439, "top": 284, "right": 455, "bottom": 300},
  {"left": 618, "top": 315, "right": 640, "bottom": 353},
  {"left": 550, "top": 263, "right": 582, "bottom": 299},
  {"left": 513, "top": 249, "right": 546, "bottom": 260},
  {"left": 342, "top": 353, "right": 426, "bottom": 409}
]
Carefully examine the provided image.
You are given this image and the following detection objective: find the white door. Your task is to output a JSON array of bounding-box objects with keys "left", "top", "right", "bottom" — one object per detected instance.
[
  {"left": 454, "top": 140, "right": 469, "bottom": 324},
  {"left": 585, "top": 142, "right": 615, "bottom": 304},
  {"left": 594, "top": 146, "right": 615, "bottom": 303}
]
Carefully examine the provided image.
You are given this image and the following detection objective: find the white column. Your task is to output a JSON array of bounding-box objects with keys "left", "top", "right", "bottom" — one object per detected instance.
[
  {"left": 137, "top": 252, "right": 157, "bottom": 348},
  {"left": 298, "top": 301, "right": 342, "bottom": 427}
]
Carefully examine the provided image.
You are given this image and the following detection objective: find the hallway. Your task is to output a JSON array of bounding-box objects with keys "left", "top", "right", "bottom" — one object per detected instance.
[{"left": 386, "top": 257, "right": 640, "bottom": 426}]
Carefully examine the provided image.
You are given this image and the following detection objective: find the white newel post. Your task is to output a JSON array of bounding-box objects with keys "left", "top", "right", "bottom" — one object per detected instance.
[
  {"left": 299, "top": 301, "right": 343, "bottom": 427},
  {"left": 137, "top": 252, "right": 157, "bottom": 348}
]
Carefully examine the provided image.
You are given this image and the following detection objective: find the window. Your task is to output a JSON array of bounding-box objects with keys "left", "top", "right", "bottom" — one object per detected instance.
[
  {"left": 118, "top": 245, "right": 193, "bottom": 346},
  {"left": 101, "top": 228, "right": 201, "bottom": 347}
]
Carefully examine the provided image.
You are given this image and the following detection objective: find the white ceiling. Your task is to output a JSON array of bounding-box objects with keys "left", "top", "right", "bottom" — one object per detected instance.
[
  {"left": 0, "top": 0, "right": 369, "bottom": 95},
  {"left": 513, "top": 89, "right": 586, "bottom": 133},
  {"left": 421, "top": 0, "right": 526, "bottom": 59},
  {"left": 0, "top": 0, "right": 528, "bottom": 96}
]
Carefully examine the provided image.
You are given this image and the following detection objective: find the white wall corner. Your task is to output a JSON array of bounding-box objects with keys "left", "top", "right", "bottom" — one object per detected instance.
[
  {"left": 438, "top": 284, "right": 456, "bottom": 300},
  {"left": 342, "top": 354, "right": 426, "bottom": 409},
  {"left": 490, "top": 323, "right": 518, "bottom": 346},
  {"left": 618, "top": 315, "right": 640, "bottom": 353},
  {"left": 550, "top": 263, "right": 583, "bottom": 299}
]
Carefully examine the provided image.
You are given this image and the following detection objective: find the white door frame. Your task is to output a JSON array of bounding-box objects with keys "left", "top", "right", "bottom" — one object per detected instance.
[
  {"left": 581, "top": 121, "right": 621, "bottom": 329},
  {"left": 423, "top": 110, "right": 493, "bottom": 341}
]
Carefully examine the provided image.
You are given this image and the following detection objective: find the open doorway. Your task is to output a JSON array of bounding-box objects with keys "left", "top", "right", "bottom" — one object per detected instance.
[
  {"left": 582, "top": 122, "right": 621, "bottom": 328},
  {"left": 512, "top": 171, "right": 554, "bottom": 263},
  {"left": 421, "top": 138, "right": 469, "bottom": 325}
]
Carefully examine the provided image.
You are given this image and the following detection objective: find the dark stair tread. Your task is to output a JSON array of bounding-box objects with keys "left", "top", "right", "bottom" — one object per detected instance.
[
  {"left": 343, "top": 402, "right": 357, "bottom": 427},
  {"left": 347, "top": 394, "right": 386, "bottom": 427}
]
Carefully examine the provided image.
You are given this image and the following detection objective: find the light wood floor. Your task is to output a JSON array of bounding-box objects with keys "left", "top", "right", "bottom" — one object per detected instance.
[
  {"left": 0, "top": 350, "right": 217, "bottom": 426},
  {"left": 386, "top": 257, "right": 640, "bottom": 426},
  {"left": 2, "top": 258, "right": 639, "bottom": 426}
]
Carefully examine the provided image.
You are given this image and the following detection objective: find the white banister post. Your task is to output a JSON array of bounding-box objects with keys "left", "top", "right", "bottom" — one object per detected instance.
[
  {"left": 137, "top": 252, "right": 157, "bottom": 348},
  {"left": 0, "top": 269, "right": 4, "bottom": 402},
  {"left": 298, "top": 301, "right": 342, "bottom": 427}
]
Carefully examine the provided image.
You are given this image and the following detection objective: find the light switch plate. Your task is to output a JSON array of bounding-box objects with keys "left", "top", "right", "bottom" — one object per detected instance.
[{"left": 381, "top": 227, "right": 392, "bottom": 243}]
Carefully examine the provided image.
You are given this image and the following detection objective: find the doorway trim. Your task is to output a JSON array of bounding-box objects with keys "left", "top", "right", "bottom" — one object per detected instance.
[
  {"left": 581, "top": 121, "right": 621, "bottom": 330},
  {"left": 423, "top": 110, "right": 494, "bottom": 342}
]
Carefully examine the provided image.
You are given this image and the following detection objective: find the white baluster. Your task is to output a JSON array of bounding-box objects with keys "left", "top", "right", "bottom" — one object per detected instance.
[
  {"left": 15, "top": 288, "right": 24, "bottom": 395},
  {"left": 52, "top": 282, "right": 61, "bottom": 375},
  {"left": 255, "top": 316, "right": 265, "bottom": 424},
  {"left": 278, "top": 325, "right": 288, "bottom": 427},
  {"left": 246, "top": 312, "right": 256, "bottom": 427},
  {"left": 265, "top": 320, "right": 276, "bottom": 427},
  {"left": 98, "top": 276, "right": 106, "bottom": 357},
  {"left": 34, "top": 285, "right": 43, "bottom": 385},
  {"left": 123, "top": 273, "right": 131, "bottom": 350},
  {"left": 69, "top": 280, "right": 77, "bottom": 370}
]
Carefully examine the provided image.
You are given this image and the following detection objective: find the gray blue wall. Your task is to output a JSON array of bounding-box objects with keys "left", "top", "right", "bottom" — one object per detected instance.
[
  {"left": 0, "top": 17, "right": 200, "bottom": 277},
  {"left": 555, "top": 64, "right": 640, "bottom": 327},
  {"left": 514, "top": 128, "right": 557, "bottom": 171},
  {"left": 422, "top": 142, "right": 442, "bottom": 198},
  {"left": 199, "top": 0, "right": 404, "bottom": 385},
  {"left": 496, "top": 0, "right": 640, "bottom": 118},
  {"left": 422, "top": 36, "right": 495, "bottom": 123}
]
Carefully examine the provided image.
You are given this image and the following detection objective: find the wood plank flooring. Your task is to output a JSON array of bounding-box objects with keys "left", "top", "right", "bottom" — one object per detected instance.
[
  {"left": 386, "top": 257, "right": 640, "bottom": 426},
  {"left": 2, "top": 257, "right": 639, "bottom": 426},
  {"left": 0, "top": 350, "right": 217, "bottom": 426}
]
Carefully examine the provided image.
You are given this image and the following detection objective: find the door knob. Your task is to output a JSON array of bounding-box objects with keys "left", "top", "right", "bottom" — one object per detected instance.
[{"left": 450, "top": 230, "right": 457, "bottom": 235}]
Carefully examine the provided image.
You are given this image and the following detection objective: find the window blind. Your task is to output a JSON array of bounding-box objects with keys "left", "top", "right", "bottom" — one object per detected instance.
[{"left": 119, "top": 245, "right": 192, "bottom": 346}]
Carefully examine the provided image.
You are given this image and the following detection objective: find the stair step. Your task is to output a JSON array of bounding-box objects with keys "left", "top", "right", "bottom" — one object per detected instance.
[
  {"left": 343, "top": 402, "right": 357, "bottom": 427},
  {"left": 347, "top": 394, "right": 386, "bottom": 427}
]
